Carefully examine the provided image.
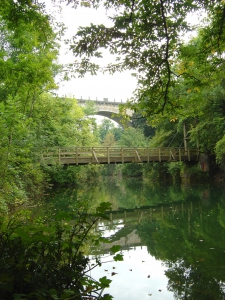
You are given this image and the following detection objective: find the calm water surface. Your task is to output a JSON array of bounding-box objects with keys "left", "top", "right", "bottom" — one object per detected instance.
[{"left": 47, "top": 177, "right": 225, "bottom": 300}]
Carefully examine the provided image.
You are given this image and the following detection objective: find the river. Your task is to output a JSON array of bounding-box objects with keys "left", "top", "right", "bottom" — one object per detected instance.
[{"left": 45, "top": 176, "right": 225, "bottom": 300}]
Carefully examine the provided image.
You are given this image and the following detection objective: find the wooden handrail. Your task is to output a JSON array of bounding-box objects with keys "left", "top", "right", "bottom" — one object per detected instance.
[{"left": 42, "top": 147, "right": 199, "bottom": 166}]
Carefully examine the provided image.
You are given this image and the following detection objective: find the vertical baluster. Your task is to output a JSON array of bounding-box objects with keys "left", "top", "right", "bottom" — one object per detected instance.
[
  {"left": 76, "top": 147, "right": 78, "bottom": 165},
  {"left": 121, "top": 147, "right": 124, "bottom": 164}
]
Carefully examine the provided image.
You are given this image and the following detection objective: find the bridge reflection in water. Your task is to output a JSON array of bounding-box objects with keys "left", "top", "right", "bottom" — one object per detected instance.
[
  {"left": 42, "top": 147, "right": 199, "bottom": 165},
  {"left": 98, "top": 201, "right": 202, "bottom": 252}
]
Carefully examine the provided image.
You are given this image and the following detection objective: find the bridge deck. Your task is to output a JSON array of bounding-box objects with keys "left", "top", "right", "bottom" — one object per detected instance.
[{"left": 42, "top": 147, "right": 199, "bottom": 165}]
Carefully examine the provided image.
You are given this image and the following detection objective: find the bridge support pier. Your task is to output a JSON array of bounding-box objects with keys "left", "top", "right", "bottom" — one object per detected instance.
[
  {"left": 199, "top": 154, "right": 209, "bottom": 172},
  {"left": 180, "top": 154, "right": 209, "bottom": 184}
]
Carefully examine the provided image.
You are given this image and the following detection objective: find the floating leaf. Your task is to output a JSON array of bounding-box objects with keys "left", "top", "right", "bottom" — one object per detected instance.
[{"left": 113, "top": 253, "right": 123, "bottom": 261}]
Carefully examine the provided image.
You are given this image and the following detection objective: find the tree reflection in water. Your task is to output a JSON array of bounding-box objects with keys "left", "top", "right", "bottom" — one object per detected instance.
[{"left": 137, "top": 188, "right": 225, "bottom": 300}]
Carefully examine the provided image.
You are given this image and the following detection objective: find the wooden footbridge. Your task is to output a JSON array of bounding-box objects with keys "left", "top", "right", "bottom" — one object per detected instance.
[{"left": 42, "top": 147, "right": 199, "bottom": 166}]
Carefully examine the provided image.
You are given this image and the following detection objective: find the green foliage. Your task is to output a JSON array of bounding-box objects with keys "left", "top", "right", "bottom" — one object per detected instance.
[
  {"left": 0, "top": 201, "right": 122, "bottom": 299},
  {"left": 82, "top": 100, "right": 98, "bottom": 116},
  {"left": 167, "top": 162, "right": 182, "bottom": 183},
  {"left": 102, "top": 132, "right": 116, "bottom": 146},
  {"left": 117, "top": 163, "right": 143, "bottom": 177},
  {"left": 0, "top": 1, "right": 98, "bottom": 206},
  {"left": 69, "top": 0, "right": 225, "bottom": 115},
  {"left": 143, "top": 162, "right": 171, "bottom": 182},
  {"left": 67, "top": 0, "right": 225, "bottom": 170},
  {"left": 98, "top": 118, "right": 123, "bottom": 144},
  {"left": 117, "top": 127, "right": 150, "bottom": 147},
  {"left": 132, "top": 113, "right": 155, "bottom": 138},
  {"left": 43, "top": 164, "right": 103, "bottom": 187},
  {"left": 215, "top": 135, "right": 225, "bottom": 168},
  {"left": 0, "top": 1, "right": 60, "bottom": 205}
]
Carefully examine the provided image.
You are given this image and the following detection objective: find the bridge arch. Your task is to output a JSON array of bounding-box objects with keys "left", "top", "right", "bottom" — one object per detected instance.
[{"left": 77, "top": 98, "right": 133, "bottom": 127}]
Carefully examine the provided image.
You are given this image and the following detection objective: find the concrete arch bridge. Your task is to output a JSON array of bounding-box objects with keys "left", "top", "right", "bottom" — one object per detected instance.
[{"left": 77, "top": 98, "right": 133, "bottom": 127}]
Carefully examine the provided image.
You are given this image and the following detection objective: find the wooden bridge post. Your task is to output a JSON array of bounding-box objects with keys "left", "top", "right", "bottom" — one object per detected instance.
[
  {"left": 76, "top": 147, "right": 78, "bottom": 165},
  {"left": 121, "top": 147, "right": 124, "bottom": 164},
  {"left": 188, "top": 148, "right": 190, "bottom": 161},
  {"left": 107, "top": 147, "right": 110, "bottom": 164},
  {"left": 159, "top": 148, "right": 161, "bottom": 162},
  {"left": 183, "top": 123, "right": 188, "bottom": 152}
]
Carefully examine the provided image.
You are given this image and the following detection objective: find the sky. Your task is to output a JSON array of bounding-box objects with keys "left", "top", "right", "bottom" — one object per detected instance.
[{"left": 54, "top": 4, "right": 137, "bottom": 103}]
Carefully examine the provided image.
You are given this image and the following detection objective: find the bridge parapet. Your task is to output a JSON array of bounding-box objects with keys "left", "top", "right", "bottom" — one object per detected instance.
[
  {"left": 77, "top": 98, "right": 123, "bottom": 105},
  {"left": 77, "top": 98, "right": 133, "bottom": 117}
]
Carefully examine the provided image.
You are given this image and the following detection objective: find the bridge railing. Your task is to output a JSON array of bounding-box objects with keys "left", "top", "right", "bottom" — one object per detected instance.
[{"left": 42, "top": 147, "right": 199, "bottom": 165}]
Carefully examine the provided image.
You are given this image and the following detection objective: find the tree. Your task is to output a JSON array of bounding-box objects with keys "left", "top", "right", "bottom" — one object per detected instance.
[
  {"left": 98, "top": 118, "right": 117, "bottom": 142},
  {"left": 0, "top": 1, "right": 61, "bottom": 205},
  {"left": 0, "top": 201, "right": 122, "bottom": 299},
  {"left": 68, "top": 0, "right": 225, "bottom": 116},
  {"left": 0, "top": 1, "right": 106, "bottom": 205},
  {"left": 132, "top": 113, "right": 155, "bottom": 138},
  {"left": 117, "top": 127, "right": 150, "bottom": 147},
  {"left": 102, "top": 132, "right": 116, "bottom": 146}
]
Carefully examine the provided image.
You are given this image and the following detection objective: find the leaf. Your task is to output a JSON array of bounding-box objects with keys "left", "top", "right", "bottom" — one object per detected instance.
[
  {"left": 102, "top": 294, "right": 114, "bottom": 300},
  {"left": 96, "top": 202, "right": 112, "bottom": 214},
  {"left": 14, "top": 228, "right": 30, "bottom": 241},
  {"left": 55, "top": 211, "right": 71, "bottom": 221},
  {"left": 110, "top": 245, "right": 121, "bottom": 253},
  {"left": 99, "top": 276, "right": 112, "bottom": 288},
  {"left": 49, "top": 289, "right": 59, "bottom": 299},
  {"left": 113, "top": 254, "right": 123, "bottom": 261},
  {"left": 61, "top": 290, "right": 75, "bottom": 299}
]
